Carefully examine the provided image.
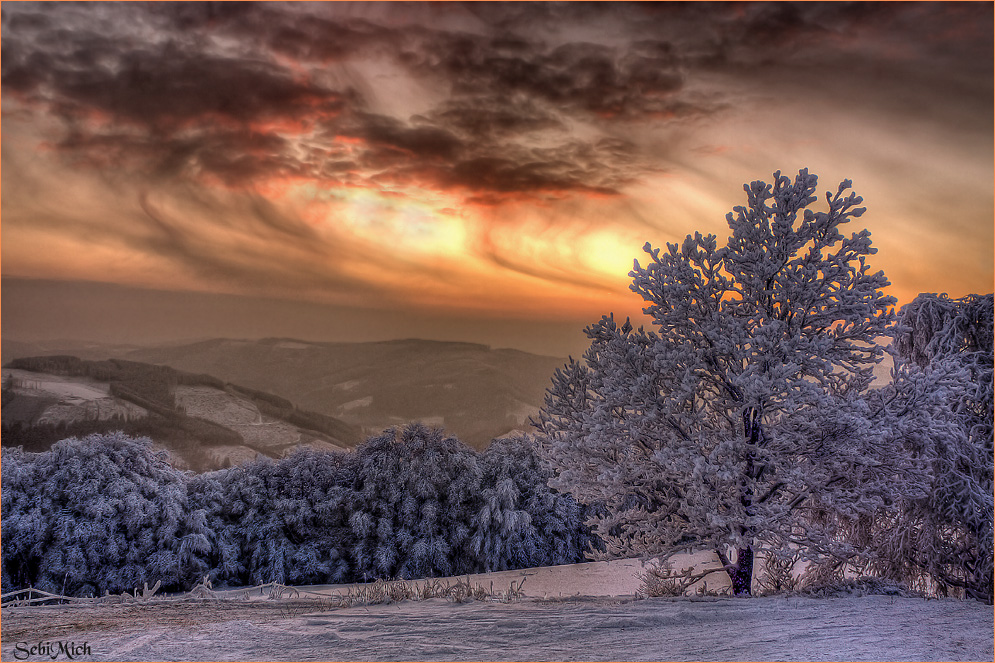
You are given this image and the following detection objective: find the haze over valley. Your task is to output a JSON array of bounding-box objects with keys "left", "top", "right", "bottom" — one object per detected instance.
[{"left": 2, "top": 336, "right": 569, "bottom": 466}]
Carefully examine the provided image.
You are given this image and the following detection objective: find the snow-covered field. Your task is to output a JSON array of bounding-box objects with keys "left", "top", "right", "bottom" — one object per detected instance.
[
  {"left": 2, "top": 594, "right": 991, "bottom": 662},
  {"left": 3, "top": 558, "right": 991, "bottom": 662},
  {"left": 2, "top": 369, "right": 111, "bottom": 401},
  {"left": 2, "top": 368, "right": 147, "bottom": 424},
  {"left": 174, "top": 386, "right": 305, "bottom": 451}
]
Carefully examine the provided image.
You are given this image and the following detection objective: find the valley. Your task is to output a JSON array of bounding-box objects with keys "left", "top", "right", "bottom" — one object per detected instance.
[{"left": 3, "top": 337, "right": 568, "bottom": 454}]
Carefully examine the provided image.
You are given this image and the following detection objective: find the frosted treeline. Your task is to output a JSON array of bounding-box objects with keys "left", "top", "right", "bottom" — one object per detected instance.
[
  {"left": 2, "top": 433, "right": 212, "bottom": 596},
  {"left": 2, "top": 425, "right": 591, "bottom": 596},
  {"left": 538, "top": 170, "right": 994, "bottom": 601}
]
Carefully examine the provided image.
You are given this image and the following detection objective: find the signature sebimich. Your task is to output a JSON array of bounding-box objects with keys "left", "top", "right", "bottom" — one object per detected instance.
[{"left": 11, "top": 641, "right": 92, "bottom": 660}]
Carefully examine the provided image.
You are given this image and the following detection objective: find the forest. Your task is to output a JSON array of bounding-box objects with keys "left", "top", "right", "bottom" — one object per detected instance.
[{"left": 1, "top": 426, "right": 594, "bottom": 596}]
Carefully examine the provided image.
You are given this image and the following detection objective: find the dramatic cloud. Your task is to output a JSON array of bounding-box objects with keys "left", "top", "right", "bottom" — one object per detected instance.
[
  {"left": 2, "top": 2, "right": 992, "bottom": 344},
  {"left": 1, "top": 2, "right": 709, "bottom": 199}
]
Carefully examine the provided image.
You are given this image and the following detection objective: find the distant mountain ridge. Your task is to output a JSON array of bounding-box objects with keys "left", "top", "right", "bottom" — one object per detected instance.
[
  {"left": 123, "top": 337, "right": 568, "bottom": 450},
  {"left": 2, "top": 337, "right": 569, "bottom": 451}
]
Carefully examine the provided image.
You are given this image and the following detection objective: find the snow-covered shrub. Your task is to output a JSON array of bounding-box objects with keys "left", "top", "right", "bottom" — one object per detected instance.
[
  {"left": 539, "top": 170, "right": 901, "bottom": 595},
  {"left": 348, "top": 424, "right": 484, "bottom": 580},
  {"left": 473, "top": 435, "right": 591, "bottom": 572},
  {"left": 1, "top": 432, "right": 211, "bottom": 596},
  {"left": 1, "top": 425, "right": 620, "bottom": 595},
  {"left": 190, "top": 446, "right": 355, "bottom": 586},
  {"left": 854, "top": 293, "right": 994, "bottom": 601}
]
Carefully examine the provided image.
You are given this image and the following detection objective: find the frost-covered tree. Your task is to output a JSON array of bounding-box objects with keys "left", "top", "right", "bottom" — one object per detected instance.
[
  {"left": 540, "top": 169, "right": 900, "bottom": 595},
  {"left": 852, "top": 293, "right": 994, "bottom": 601},
  {"left": 894, "top": 293, "right": 993, "bottom": 453},
  {"left": 190, "top": 447, "right": 356, "bottom": 586},
  {"left": 1, "top": 433, "right": 211, "bottom": 596},
  {"left": 472, "top": 435, "right": 591, "bottom": 572},
  {"left": 348, "top": 424, "right": 484, "bottom": 580}
]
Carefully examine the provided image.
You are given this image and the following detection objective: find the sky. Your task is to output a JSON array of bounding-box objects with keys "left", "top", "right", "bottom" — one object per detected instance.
[{"left": 2, "top": 1, "right": 993, "bottom": 356}]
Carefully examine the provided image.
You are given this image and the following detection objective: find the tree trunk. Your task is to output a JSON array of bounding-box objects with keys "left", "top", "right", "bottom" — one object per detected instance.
[
  {"left": 716, "top": 545, "right": 754, "bottom": 596},
  {"left": 729, "top": 545, "right": 754, "bottom": 596},
  {"left": 728, "top": 406, "right": 763, "bottom": 597}
]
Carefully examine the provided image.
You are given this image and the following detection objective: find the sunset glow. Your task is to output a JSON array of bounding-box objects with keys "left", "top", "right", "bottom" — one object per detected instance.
[{"left": 2, "top": 2, "right": 992, "bottom": 354}]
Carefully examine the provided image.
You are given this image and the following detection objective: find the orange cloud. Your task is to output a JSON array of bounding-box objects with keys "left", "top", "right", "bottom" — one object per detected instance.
[{"left": 2, "top": 0, "right": 990, "bottom": 341}]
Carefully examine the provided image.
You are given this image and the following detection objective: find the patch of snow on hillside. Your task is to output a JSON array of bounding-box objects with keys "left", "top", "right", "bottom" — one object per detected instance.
[
  {"left": 339, "top": 396, "right": 373, "bottom": 411},
  {"left": 3, "top": 369, "right": 110, "bottom": 401},
  {"left": 274, "top": 341, "right": 313, "bottom": 350},
  {"left": 175, "top": 386, "right": 259, "bottom": 425}
]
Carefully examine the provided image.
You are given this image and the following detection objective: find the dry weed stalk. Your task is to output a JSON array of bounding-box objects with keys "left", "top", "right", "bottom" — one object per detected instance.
[
  {"left": 3, "top": 578, "right": 170, "bottom": 606},
  {"left": 3, "top": 573, "right": 520, "bottom": 611},
  {"left": 755, "top": 552, "right": 803, "bottom": 596},
  {"left": 338, "top": 575, "right": 501, "bottom": 606},
  {"left": 640, "top": 562, "right": 730, "bottom": 598}
]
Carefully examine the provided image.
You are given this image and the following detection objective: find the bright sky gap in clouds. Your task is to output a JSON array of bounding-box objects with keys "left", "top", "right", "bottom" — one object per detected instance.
[{"left": 2, "top": 2, "right": 992, "bottom": 354}]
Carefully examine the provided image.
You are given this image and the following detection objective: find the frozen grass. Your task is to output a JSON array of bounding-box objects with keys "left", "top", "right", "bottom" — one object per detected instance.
[
  {"left": 639, "top": 554, "right": 924, "bottom": 600},
  {"left": 274, "top": 576, "right": 527, "bottom": 617},
  {"left": 2, "top": 575, "right": 526, "bottom": 609}
]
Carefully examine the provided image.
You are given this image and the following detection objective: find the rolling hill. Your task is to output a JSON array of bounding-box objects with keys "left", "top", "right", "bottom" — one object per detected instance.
[
  {"left": 1, "top": 356, "right": 361, "bottom": 471},
  {"left": 122, "top": 337, "right": 568, "bottom": 450}
]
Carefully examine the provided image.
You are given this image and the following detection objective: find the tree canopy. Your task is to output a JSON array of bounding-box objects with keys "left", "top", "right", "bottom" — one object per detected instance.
[{"left": 539, "top": 169, "right": 901, "bottom": 594}]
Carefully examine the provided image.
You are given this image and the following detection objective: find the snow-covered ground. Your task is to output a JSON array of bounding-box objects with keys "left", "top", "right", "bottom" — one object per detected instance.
[
  {"left": 2, "top": 369, "right": 111, "bottom": 401},
  {"left": 2, "top": 594, "right": 991, "bottom": 662},
  {"left": 3, "top": 558, "right": 991, "bottom": 662}
]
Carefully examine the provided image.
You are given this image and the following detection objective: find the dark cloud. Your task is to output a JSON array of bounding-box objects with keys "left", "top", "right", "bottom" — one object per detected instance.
[
  {"left": 408, "top": 31, "right": 689, "bottom": 120},
  {"left": 438, "top": 137, "right": 642, "bottom": 204},
  {"left": 3, "top": 1, "right": 990, "bottom": 204},
  {"left": 1, "top": 2, "right": 702, "bottom": 201},
  {"left": 236, "top": 12, "right": 393, "bottom": 64},
  {"left": 344, "top": 113, "right": 464, "bottom": 163},
  {"left": 146, "top": 1, "right": 262, "bottom": 32},
  {"left": 190, "top": 131, "right": 302, "bottom": 185},
  {"left": 145, "top": 1, "right": 396, "bottom": 62},
  {"left": 5, "top": 39, "right": 348, "bottom": 130},
  {"left": 459, "top": 2, "right": 991, "bottom": 83},
  {"left": 416, "top": 98, "right": 562, "bottom": 139}
]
